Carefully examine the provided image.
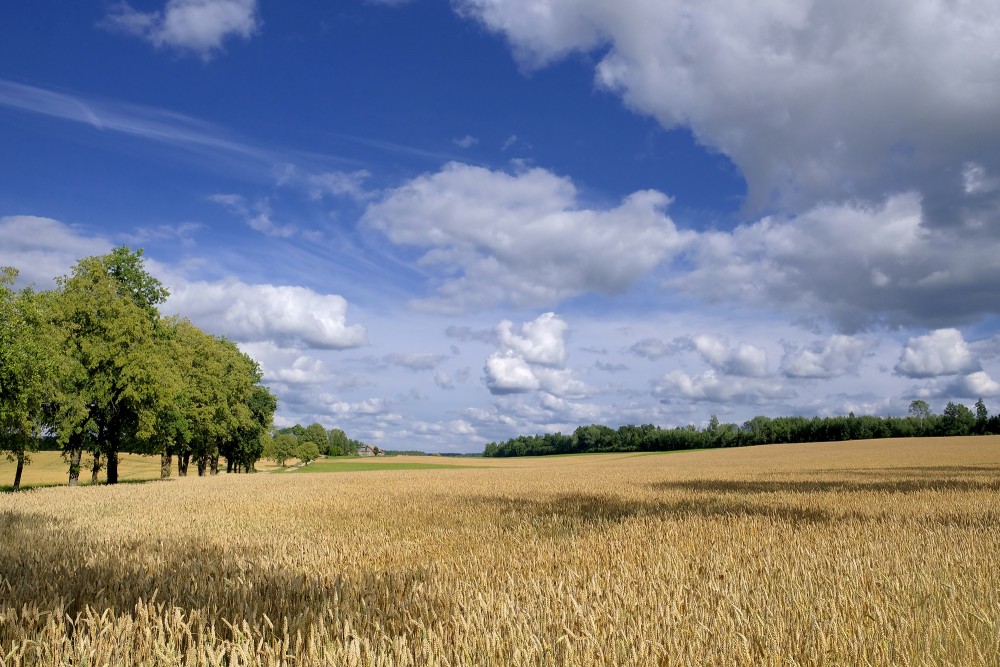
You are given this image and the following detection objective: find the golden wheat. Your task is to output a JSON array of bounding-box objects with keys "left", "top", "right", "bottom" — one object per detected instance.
[{"left": 2, "top": 437, "right": 999, "bottom": 666}]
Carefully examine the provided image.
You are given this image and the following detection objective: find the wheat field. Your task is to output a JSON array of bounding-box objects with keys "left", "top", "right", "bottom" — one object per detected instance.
[{"left": 1, "top": 438, "right": 999, "bottom": 666}]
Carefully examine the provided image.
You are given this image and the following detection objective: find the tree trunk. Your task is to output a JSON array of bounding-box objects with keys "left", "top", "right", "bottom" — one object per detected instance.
[
  {"left": 178, "top": 452, "right": 189, "bottom": 477},
  {"left": 226, "top": 458, "right": 233, "bottom": 474},
  {"left": 91, "top": 452, "right": 102, "bottom": 483},
  {"left": 197, "top": 455, "right": 207, "bottom": 476},
  {"left": 12, "top": 451, "right": 25, "bottom": 491},
  {"left": 210, "top": 453, "right": 219, "bottom": 476},
  {"left": 67, "top": 448, "right": 82, "bottom": 487},
  {"left": 106, "top": 449, "right": 119, "bottom": 485},
  {"left": 160, "top": 450, "right": 172, "bottom": 479}
]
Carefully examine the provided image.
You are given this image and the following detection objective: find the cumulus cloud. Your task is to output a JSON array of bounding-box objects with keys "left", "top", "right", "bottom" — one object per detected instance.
[
  {"left": 102, "top": 0, "right": 260, "bottom": 59},
  {"left": 781, "top": 335, "right": 873, "bottom": 379},
  {"left": 672, "top": 193, "right": 1000, "bottom": 330},
  {"left": 455, "top": 0, "right": 1000, "bottom": 217},
  {"left": 238, "top": 341, "right": 328, "bottom": 385},
  {"left": 363, "top": 162, "right": 689, "bottom": 312},
  {"left": 678, "top": 334, "right": 768, "bottom": 377},
  {"left": 166, "top": 279, "right": 367, "bottom": 349},
  {"left": 895, "top": 329, "right": 979, "bottom": 378},
  {"left": 655, "top": 370, "right": 793, "bottom": 405},
  {"left": 483, "top": 312, "right": 590, "bottom": 398},
  {"left": 0, "top": 216, "right": 110, "bottom": 288},
  {"left": 914, "top": 371, "right": 1000, "bottom": 399}
]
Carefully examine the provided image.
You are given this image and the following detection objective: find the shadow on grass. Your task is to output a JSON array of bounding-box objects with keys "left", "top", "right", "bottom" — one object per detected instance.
[
  {"left": 650, "top": 474, "right": 1000, "bottom": 496},
  {"left": 464, "top": 492, "right": 841, "bottom": 533},
  {"left": 1, "top": 477, "right": 171, "bottom": 494},
  {"left": 0, "top": 509, "right": 450, "bottom": 645}
]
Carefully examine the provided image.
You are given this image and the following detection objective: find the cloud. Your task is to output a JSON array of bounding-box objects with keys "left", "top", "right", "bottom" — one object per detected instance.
[
  {"left": 304, "top": 170, "right": 372, "bottom": 202},
  {"left": 628, "top": 337, "right": 673, "bottom": 361},
  {"left": 483, "top": 312, "right": 590, "bottom": 398},
  {"left": 209, "top": 194, "right": 297, "bottom": 237},
  {"left": 238, "top": 341, "right": 329, "bottom": 385},
  {"left": 914, "top": 371, "right": 1000, "bottom": 399},
  {"left": 454, "top": 0, "right": 1000, "bottom": 217},
  {"left": 102, "top": 0, "right": 260, "bottom": 59},
  {"left": 895, "top": 328, "right": 979, "bottom": 378},
  {"left": 0, "top": 216, "right": 110, "bottom": 288},
  {"left": 363, "top": 162, "right": 689, "bottom": 312},
  {"left": 781, "top": 335, "right": 873, "bottom": 379},
  {"left": 384, "top": 353, "right": 449, "bottom": 372},
  {"left": 671, "top": 193, "right": 1000, "bottom": 330},
  {"left": 497, "top": 312, "right": 568, "bottom": 366},
  {"left": 453, "top": 135, "right": 479, "bottom": 148},
  {"left": 166, "top": 279, "right": 367, "bottom": 349},
  {"left": 655, "top": 370, "right": 793, "bottom": 405},
  {"left": 678, "top": 334, "right": 768, "bottom": 377}
]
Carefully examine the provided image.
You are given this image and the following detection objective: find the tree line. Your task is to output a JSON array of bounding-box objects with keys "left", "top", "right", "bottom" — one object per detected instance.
[
  {"left": 482, "top": 399, "right": 1000, "bottom": 457},
  {"left": 0, "top": 247, "right": 276, "bottom": 490},
  {"left": 266, "top": 422, "right": 376, "bottom": 466}
]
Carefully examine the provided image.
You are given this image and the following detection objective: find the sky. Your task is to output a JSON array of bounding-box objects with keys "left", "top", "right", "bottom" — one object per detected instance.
[{"left": 3, "top": 0, "right": 1000, "bottom": 452}]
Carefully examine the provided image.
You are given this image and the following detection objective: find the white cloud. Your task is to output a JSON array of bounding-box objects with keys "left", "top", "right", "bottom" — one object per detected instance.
[
  {"left": 305, "top": 170, "right": 372, "bottom": 202},
  {"left": 166, "top": 279, "right": 367, "bottom": 349},
  {"left": 482, "top": 312, "right": 591, "bottom": 398},
  {"left": 209, "top": 194, "right": 297, "bottom": 238},
  {"left": 655, "top": 370, "right": 793, "bottom": 404},
  {"left": 0, "top": 216, "right": 110, "bottom": 288},
  {"left": 681, "top": 334, "right": 768, "bottom": 378},
  {"left": 453, "top": 135, "right": 479, "bottom": 148},
  {"left": 497, "top": 312, "right": 568, "bottom": 366},
  {"left": 671, "top": 193, "right": 1000, "bottom": 330},
  {"left": 895, "top": 328, "right": 979, "bottom": 378},
  {"left": 781, "top": 335, "right": 873, "bottom": 379},
  {"left": 363, "top": 162, "right": 689, "bottom": 312},
  {"left": 914, "top": 371, "right": 1000, "bottom": 399},
  {"left": 454, "top": 0, "right": 1000, "bottom": 213},
  {"left": 484, "top": 353, "right": 540, "bottom": 394},
  {"left": 238, "top": 341, "right": 328, "bottom": 385},
  {"left": 102, "top": 0, "right": 260, "bottom": 59}
]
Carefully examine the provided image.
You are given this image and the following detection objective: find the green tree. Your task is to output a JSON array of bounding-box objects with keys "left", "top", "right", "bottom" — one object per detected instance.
[
  {"left": 270, "top": 433, "right": 298, "bottom": 467},
  {"left": 941, "top": 401, "right": 976, "bottom": 436},
  {"left": 303, "top": 422, "right": 328, "bottom": 453},
  {"left": 0, "top": 269, "right": 52, "bottom": 490},
  {"left": 908, "top": 399, "right": 931, "bottom": 420},
  {"left": 327, "top": 428, "right": 349, "bottom": 456},
  {"left": 48, "top": 248, "right": 169, "bottom": 484},
  {"left": 297, "top": 441, "right": 321, "bottom": 464},
  {"left": 975, "top": 398, "right": 989, "bottom": 434}
]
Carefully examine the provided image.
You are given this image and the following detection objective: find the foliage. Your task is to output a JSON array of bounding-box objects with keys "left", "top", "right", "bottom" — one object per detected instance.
[{"left": 484, "top": 402, "right": 1000, "bottom": 457}]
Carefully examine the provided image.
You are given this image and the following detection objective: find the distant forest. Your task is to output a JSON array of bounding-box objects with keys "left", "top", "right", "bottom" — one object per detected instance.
[{"left": 482, "top": 400, "right": 1000, "bottom": 457}]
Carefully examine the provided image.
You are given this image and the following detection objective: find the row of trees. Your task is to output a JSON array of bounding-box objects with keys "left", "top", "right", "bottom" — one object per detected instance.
[
  {"left": 0, "top": 248, "right": 276, "bottom": 489},
  {"left": 266, "top": 423, "right": 373, "bottom": 466},
  {"left": 482, "top": 400, "right": 1000, "bottom": 457}
]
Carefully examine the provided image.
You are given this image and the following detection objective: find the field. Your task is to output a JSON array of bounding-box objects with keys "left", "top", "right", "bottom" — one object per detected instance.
[{"left": 1, "top": 437, "right": 999, "bottom": 665}]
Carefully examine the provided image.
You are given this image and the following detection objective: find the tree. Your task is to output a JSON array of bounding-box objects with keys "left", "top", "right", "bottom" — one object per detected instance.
[
  {"left": 975, "top": 398, "right": 989, "bottom": 434},
  {"left": 303, "top": 423, "right": 328, "bottom": 453},
  {"left": 297, "top": 441, "right": 321, "bottom": 464},
  {"left": 48, "top": 248, "right": 169, "bottom": 485},
  {"left": 0, "top": 269, "right": 52, "bottom": 490},
  {"left": 270, "top": 433, "right": 298, "bottom": 467},
  {"left": 941, "top": 401, "right": 976, "bottom": 436},
  {"left": 327, "top": 428, "right": 349, "bottom": 456},
  {"left": 908, "top": 399, "right": 931, "bottom": 420}
]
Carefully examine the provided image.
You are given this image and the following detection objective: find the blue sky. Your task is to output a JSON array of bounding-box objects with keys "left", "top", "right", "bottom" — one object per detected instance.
[{"left": 3, "top": 0, "right": 1000, "bottom": 451}]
